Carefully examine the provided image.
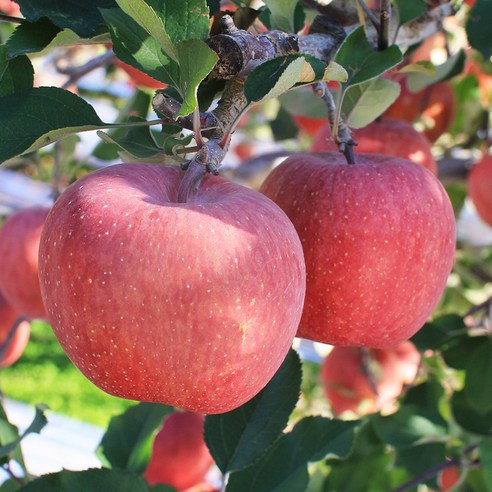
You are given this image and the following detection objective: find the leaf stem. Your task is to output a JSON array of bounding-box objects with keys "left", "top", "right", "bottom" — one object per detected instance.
[{"left": 0, "top": 13, "right": 23, "bottom": 24}]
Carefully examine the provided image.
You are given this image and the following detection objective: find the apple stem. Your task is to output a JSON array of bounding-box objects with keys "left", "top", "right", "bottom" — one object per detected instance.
[
  {"left": 360, "top": 347, "right": 381, "bottom": 407},
  {"left": 378, "top": 0, "right": 391, "bottom": 51},
  {"left": 221, "top": 471, "right": 230, "bottom": 492},
  {"left": 0, "top": 316, "right": 27, "bottom": 361}
]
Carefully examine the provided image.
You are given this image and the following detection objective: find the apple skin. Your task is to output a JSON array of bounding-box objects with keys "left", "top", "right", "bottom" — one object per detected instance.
[
  {"left": 384, "top": 76, "right": 456, "bottom": 143},
  {"left": 310, "top": 117, "right": 437, "bottom": 175},
  {"left": 259, "top": 152, "right": 456, "bottom": 348},
  {"left": 114, "top": 59, "right": 167, "bottom": 90},
  {"left": 439, "top": 466, "right": 460, "bottom": 491},
  {"left": 293, "top": 115, "right": 328, "bottom": 137},
  {"left": 38, "top": 163, "right": 306, "bottom": 414},
  {"left": 0, "top": 292, "right": 30, "bottom": 367},
  {"left": 0, "top": 206, "right": 50, "bottom": 320},
  {"left": 319, "top": 342, "right": 421, "bottom": 416},
  {"left": 0, "top": 0, "right": 20, "bottom": 16},
  {"left": 144, "top": 411, "right": 213, "bottom": 490},
  {"left": 468, "top": 154, "right": 492, "bottom": 227}
]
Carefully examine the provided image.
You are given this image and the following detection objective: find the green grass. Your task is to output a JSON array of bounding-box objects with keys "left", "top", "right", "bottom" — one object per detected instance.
[{"left": 0, "top": 321, "right": 133, "bottom": 428}]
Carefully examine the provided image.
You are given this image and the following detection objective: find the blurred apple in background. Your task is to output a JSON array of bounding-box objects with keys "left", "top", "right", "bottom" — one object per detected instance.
[
  {"left": 310, "top": 117, "right": 437, "bottom": 174},
  {"left": 467, "top": 154, "right": 492, "bottom": 227},
  {"left": 0, "top": 206, "right": 50, "bottom": 320},
  {"left": 319, "top": 342, "right": 421, "bottom": 416},
  {"left": 0, "top": 0, "right": 20, "bottom": 16},
  {"left": 144, "top": 412, "right": 214, "bottom": 491}
]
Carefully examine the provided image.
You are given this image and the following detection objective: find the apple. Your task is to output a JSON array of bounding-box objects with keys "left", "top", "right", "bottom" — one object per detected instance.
[
  {"left": 384, "top": 75, "right": 456, "bottom": 143},
  {"left": 293, "top": 115, "right": 328, "bottom": 137},
  {"left": 467, "top": 154, "right": 492, "bottom": 227},
  {"left": 144, "top": 411, "right": 213, "bottom": 490},
  {"left": 0, "top": 291, "right": 30, "bottom": 367},
  {"left": 310, "top": 117, "right": 437, "bottom": 175},
  {"left": 259, "top": 152, "right": 456, "bottom": 348},
  {"left": 0, "top": 0, "right": 20, "bottom": 16},
  {"left": 0, "top": 206, "right": 49, "bottom": 320},
  {"left": 114, "top": 58, "right": 167, "bottom": 90},
  {"left": 38, "top": 163, "right": 306, "bottom": 414},
  {"left": 319, "top": 342, "right": 421, "bottom": 416},
  {"left": 439, "top": 466, "right": 461, "bottom": 491}
]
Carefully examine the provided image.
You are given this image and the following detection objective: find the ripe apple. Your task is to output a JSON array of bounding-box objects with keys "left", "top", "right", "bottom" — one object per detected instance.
[
  {"left": 319, "top": 342, "right": 421, "bottom": 416},
  {"left": 0, "top": 291, "right": 30, "bottom": 367},
  {"left": 38, "top": 163, "right": 306, "bottom": 414},
  {"left": 439, "top": 466, "right": 461, "bottom": 491},
  {"left": 0, "top": 0, "right": 20, "bottom": 16},
  {"left": 310, "top": 117, "right": 437, "bottom": 175},
  {"left": 0, "top": 206, "right": 49, "bottom": 320},
  {"left": 144, "top": 411, "right": 213, "bottom": 490},
  {"left": 114, "top": 58, "right": 167, "bottom": 90},
  {"left": 467, "top": 154, "right": 492, "bottom": 227},
  {"left": 259, "top": 152, "right": 456, "bottom": 348},
  {"left": 293, "top": 115, "right": 328, "bottom": 137},
  {"left": 384, "top": 75, "right": 456, "bottom": 143}
]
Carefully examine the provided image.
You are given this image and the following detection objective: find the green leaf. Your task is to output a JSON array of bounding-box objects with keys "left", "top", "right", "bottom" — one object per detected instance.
[
  {"left": 6, "top": 18, "right": 61, "bottom": 58},
  {"left": 98, "top": 402, "right": 173, "bottom": 474},
  {"left": 16, "top": 0, "right": 117, "bottom": 38},
  {"left": 17, "top": 468, "right": 150, "bottom": 492},
  {"left": 0, "top": 52, "right": 33, "bottom": 97},
  {"left": 479, "top": 438, "right": 492, "bottom": 491},
  {"left": 335, "top": 26, "right": 402, "bottom": 87},
  {"left": 0, "top": 87, "right": 107, "bottom": 163},
  {"left": 0, "top": 404, "right": 48, "bottom": 458},
  {"left": 102, "top": 7, "right": 180, "bottom": 88},
  {"left": 371, "top": 404, "right": 448, "bottom": 449},
  {"left": 441, "top": 335, "right": 485, "bottom": 370},
  {"left": 0, "top": 479, "right": 21, "bottom": 491},
  {"left": 244, "top": 54, "right": 326, "bottom": 104},
  {"left": 175, "top": 39, "right": 218, "bottom": 117},
  {"left": 262, "top": 0, "right": 299, "bottom": 32},
  {"left": 464, "top": 339, "right": 492, "bottom": 413},
  {"left": 279, "top": 86, "right": 328, "bottom": 119},
  {"left": 227, "top": 417, "right": 361, "bottom": 492},
  {"left": 410, "top": 314, "right": 466, "bottom": 352},
  {"left": 466, "top": 0, "right": 492, "bottom": 60},
  {"left": 342, "top": 77, "right": 400, "bottom": 129},
  {"left": 0, "top": 403, "right": 22, "bottom": 466},
  {"left": 115, "top": 0, "right": 178, "bottom": 61},
  {"left": 394, "top": 0, "right": 427, "bottom": 26},
  {"left": 401, "top": 380, "right": 445, "bottom": 413},
  {"left": 406, "top": 49, "right": 467, "bottom": 92},
  {"left": 451, "top": 390, "right": 492, "bottom": 436},
  {"left": 205, "top": 349, "right": 302, "bottom": 474}
]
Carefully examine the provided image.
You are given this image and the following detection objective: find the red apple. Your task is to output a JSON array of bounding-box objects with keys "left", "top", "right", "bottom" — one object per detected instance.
[
  {"left": 0, "top": 291, "right": 30, "bottom": 367},
  {"left": 114, "top": 58, "right": 167, "bottom": 90},
  {"left": 259, "top": 152, "right": 456, "bottom": 348},
  {"left": 38, "top": 163, "right": 306, "bottom": 414},
  {"left": 0, "top": 206, "right": 49, "bottom": 320},
  {"left": 468, "top": 154, "right": 492, "bottom": 227},
  {"left": 384, "top": 76, "right": 456, "bottom": 143},
  {"left": 310, "top": 117, "right": 437, "bottom": 175},
  {"left": 293, "top": 115, "right": 328, "bottom": 137},
  {"left": 0, "top": 0, "right": 20, "bottom": 16},
  {"left": 320, "top": 342, "right": 421, "bottom": 416},
  {"left": 439, "top": 466, "right": 461, "bottom": 491},
  {"left": 144, "top": 411, "right": 213, "bottom": 490}
]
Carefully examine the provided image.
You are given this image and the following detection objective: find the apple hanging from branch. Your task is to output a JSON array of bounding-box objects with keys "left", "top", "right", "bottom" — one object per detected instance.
[
  {"left": 260, "top": 152, "right": 456, "bottom": 348},
  {"left": 38, "top": 163, "right": 306, "bottom": 414}
]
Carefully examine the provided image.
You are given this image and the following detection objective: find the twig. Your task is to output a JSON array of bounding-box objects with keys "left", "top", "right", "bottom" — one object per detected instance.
[
  {"left": 357, "top": 0, "right": 380, "bottom": 30},
  {"left": 379, "top": 0, "right": 391, "bottom": 50}
]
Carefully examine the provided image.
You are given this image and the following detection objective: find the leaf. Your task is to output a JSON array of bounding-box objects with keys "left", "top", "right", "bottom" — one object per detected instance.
[
  {"left": 406, "top": 50, "right": 467, "bottom": 92},
  {"left": 410, "top": 314, "right": 466, "bottom": 351},
  {"left": 451, "top": 390, "right": 492, "bottom": 436},
  {"left": 371, "top": 404, "right": 448, "bottom": 449},
  {"left": 335, "top": 26, "right": 402, "bottom": 87},
  {"left": 279, "top": 86, "right": 328, "bottom": 119},
  {"left": 98, "top": 402, "right": 173, "bottom": 474},
  {"left": 466, "top": 0, "right": 492, "bottom": 60},
  {"left": 205, "top": 349, "right": 302, "bottom": 474},
  {"left": 441, "top": 335, "right": 485, "bottom": 370},
  {"left": 0, "top": 479, "right": 22, "bottom": 491},
  {"left": 0, "top": 404, "right": 48, "bottom": 458},
  {"left": 16, "top": 0, "right": 117, "bottom": 38},
  {"left": 324, "top": 61, "right": 348, "bottom": 83},
  {"left": 0, "top": 52, "right": 34, "bottom": 97},
  {"left": 115, "top": 0, "right": 178, "bottom": 62},
  {"left": 0, "top": 87, "right": 107, "bottom": 163},
  {"left": 342, "top": 77, "right": 400, "bottom": 129},
  {"left": 244, "top": 54, "right": 326, "bottom": 104},
  {"left": 226, "top": 417, "right": 361, "bottom": 492},
  {"left": 101, "top": 8, "right": 180, "bottom": 88},
  {"left": 464, "top": 338, "right": 492, "bottom": 413},
  {"left": 479, "top": 438, "right": 492, "bottom": 491},
  {"left": 0, "top": 402, "right": 23, "bottom": 467},
  {"left": 6, "top": 18, "right": 61, "bottom": 58},
  {"left": 393, "top": 0, "right": 427, "bottom": 26},
  {"left": 175, "top": 39, "right": 218, "bottom": 117},
  {"left": 17, "top": 468, "right": 150, "bottom": 492},
  {"left": 262, "top": 0, "right": 299, "bottom": 32}
]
